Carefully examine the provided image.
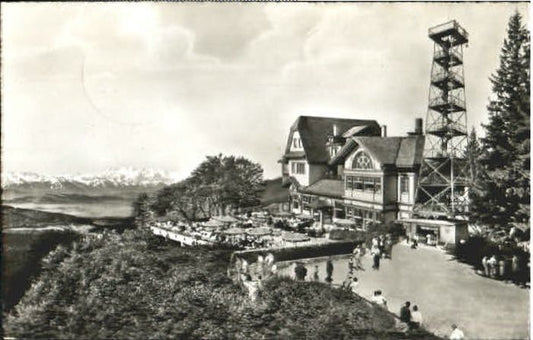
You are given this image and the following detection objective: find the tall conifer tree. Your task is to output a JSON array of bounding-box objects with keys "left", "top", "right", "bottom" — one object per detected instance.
[{"left": 471, "top": 12, "right": 530, "bottom": 229}]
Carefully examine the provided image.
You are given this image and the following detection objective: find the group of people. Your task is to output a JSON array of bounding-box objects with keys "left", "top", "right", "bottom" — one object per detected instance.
[
  {"left": 370, "top": 234, "right": 393, "bottom": 270},
  {"left": 292, "top": 258, "right": 334, "bottom": 283},
  {"left": 233, "top": 253, "right": 278, "bottom": 302},
  {"left": 399, "top": 301, "right": 464, "bottom": 339},
  {"left": 481, "top": 254, "right": 526, "bottom": 285},
  {"left": 399, "top": 301, "right": 423, "bottom": 331}
]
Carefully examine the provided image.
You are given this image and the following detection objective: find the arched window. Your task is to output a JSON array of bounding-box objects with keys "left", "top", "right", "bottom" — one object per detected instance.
[{"left": 352, "top": 152, "right": 373, "bottom": 170}]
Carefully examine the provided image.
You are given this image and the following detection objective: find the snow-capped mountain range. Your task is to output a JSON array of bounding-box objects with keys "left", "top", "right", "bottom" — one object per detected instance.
[{"left": 2, "top": 167, "right": 182, "bottom": 189}]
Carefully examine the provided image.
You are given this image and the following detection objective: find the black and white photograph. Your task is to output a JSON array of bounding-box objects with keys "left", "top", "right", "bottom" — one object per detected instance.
[{"left": 1, "top": 2, "right": 530, "bottom": 339}]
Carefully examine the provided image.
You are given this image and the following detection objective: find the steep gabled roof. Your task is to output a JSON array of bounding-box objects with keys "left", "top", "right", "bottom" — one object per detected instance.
[
  {"left": 329, "top": 135, "right": 425, "bottom": 168},
  {"left": 354, "top": 136, "right": 404, "bottom": 165},
  {"left": 284, "top": 116, "right": 381, "bottom": 164}
]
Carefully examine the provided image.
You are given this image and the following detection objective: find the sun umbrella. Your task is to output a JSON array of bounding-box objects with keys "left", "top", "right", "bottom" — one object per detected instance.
[
  {"left": 213, "top": 215, "right": 241, "bottom": 224},
  {"left": 204, "top": 219, "right": 225, "bottom": 228},
  {"left": 246, "top": 227, "right": 272, "bottom": 236},
  {"left": 224, "top": 227, "right": 245, "bottom": 235},
  {"left": 282, "top": 232, "right": 310, "bottom": 242}
]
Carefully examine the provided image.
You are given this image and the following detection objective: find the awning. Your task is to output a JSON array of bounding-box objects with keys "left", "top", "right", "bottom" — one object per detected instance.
[
  {"left": 334, "top": 218, "right": 357, "bottom": 227},
  {"left": 282, "top": 232, "right": 310, "bottom": 242},
  {"left": 224, "top": 227, "right": 245, "bottom": 235},
  {"left": 309, "top": 198, "right": 333, "bottom": 209},
  {"left": 203, "top": 219, "right": 225, "bottom": 228},
  {"left": 246, "top": 227, "right": 272, "bottom": 236}
]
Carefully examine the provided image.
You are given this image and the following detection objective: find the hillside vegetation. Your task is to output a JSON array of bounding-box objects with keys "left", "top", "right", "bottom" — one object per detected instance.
[{"left": 4, "top": 228, "right": 439, "bottom": 339}]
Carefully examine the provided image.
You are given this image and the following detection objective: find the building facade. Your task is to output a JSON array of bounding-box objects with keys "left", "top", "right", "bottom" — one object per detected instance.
[{"left": 280, "top": 116, "right": 424, "bottom": 228}]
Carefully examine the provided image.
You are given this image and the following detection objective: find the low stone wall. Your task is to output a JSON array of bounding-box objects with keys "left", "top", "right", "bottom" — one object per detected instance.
[{"left": 230, "top": 240, "right": 357, "bottom": 265}]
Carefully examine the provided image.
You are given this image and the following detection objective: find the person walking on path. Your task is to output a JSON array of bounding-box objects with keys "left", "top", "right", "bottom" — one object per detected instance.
[
  {"left": 371, "top": 246, "right": 381, "bottom": 270},
  {"left": 326, "top": 258, "right": 334, "bottom": 283},
  {"left": 410, "top": 305, "right": 423, "bottom": 329},
  {"left": 449, "top": 324, "right": 465, "bottom": 340},
  {"left": 353, "top": 244, "right": 364, "bottom": 270}
]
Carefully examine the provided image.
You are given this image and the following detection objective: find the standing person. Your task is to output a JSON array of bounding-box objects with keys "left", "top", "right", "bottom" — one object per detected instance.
[
  {"left": 295, "top": 262, "right": 307, "bottom": 281},
  {"left": 326, "top": 258, "right": 334, "bottom": 283},
  {"left": 410, "top": 305, "right": 423, "bottom": 329},
  {"left": 399, "top": 301, "right": 412, "bottom": 330},
  {"left": 384, "top": 237, "right": 393, "bottom": 259},
  {"left": 488, "top": 255, "right": 498, "bottom": 278},
  {"left": 242, "top": 274, "right": 260, "bottom": 302},
  {"left": 241, "top": 258, "right": 249, "bottom": 275},
  {"left": 511, "top": 255, "right": 520, "bottom": 284},
  {"left": 378, "top": 235, "right": 385, "bottom": 255},
  {"left": 353, "top": 245, "right": 364, "bottom": 270},
  {"left": 482, "top": 256, "right": 489, "bottom": 276},
  {"left": 371, "top": 246, "right": 381, "bottom": 270},
  {"left": 348, "top": 257, "right": 354, "bottom": 275},
  {"left": 291, "top": 262, "right": 298, "bottom": 280},
  {"left": 256, "top": 254, "right": 264, "bottom": 277},
  {"left": 449, "top": 324, "right": 465, "bottom": 340},
  {"left": 412, "top": 234, "right": 419, "bottom": 249},
  {"left": 312, "top": 265, "right": 320, "bottom": 282}
]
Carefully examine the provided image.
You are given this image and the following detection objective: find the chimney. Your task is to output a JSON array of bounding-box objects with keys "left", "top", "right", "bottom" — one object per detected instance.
[
  {"left": 381, "top": 125, "right": 387, "bottom": 137},
  {"left": 415, "top": 118, "right": 423, "bottom": 135},
  {"left": 333, "top": 124, "right": 338, "bottom": 136}
]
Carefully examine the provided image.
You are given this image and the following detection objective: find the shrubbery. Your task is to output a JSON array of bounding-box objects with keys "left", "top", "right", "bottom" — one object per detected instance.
[
  {"left": 451, "top": 235, "right": 529, "bottom": 283},
  {"left": 4, "top": 228, "right": 439, "bottom": 339}
]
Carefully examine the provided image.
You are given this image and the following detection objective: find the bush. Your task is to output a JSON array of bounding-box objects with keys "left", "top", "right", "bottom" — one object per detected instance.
[
  {"left": 5, "top": 229, "right": 441, "bottom": 339},
  {"left": 452, "top": 235, "right": 529, "bottom": 274}
]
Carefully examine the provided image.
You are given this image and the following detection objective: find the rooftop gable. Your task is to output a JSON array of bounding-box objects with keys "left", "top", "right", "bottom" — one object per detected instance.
[
  {"left": 331, "top": 135, "right": 425, "bottom": 168},
  {"left": 284, "top": 116, "right": 381, "bottom": 164}
]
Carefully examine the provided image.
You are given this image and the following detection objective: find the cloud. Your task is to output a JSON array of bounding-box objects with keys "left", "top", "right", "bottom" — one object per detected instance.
[{"left": 1, "top": 2, "right": 530, "bottom": 179}]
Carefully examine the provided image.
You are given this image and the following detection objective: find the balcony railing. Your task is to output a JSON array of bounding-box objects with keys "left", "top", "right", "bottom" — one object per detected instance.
[{"left": 428, "top": 20, "right": 469, "bottom": 41}]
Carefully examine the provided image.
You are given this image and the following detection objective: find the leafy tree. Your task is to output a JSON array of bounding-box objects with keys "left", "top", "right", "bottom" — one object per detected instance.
[
  {"left": 471, "top": 12, "right": 530, "bottom": 229},
  {"left": 149, "top": 154, "right": 264, "bottom": 221}
]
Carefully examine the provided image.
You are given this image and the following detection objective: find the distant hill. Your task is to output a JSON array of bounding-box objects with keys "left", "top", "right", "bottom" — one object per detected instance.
[{"left": 259, "top": 177, "right": 289, "bottom": 206}]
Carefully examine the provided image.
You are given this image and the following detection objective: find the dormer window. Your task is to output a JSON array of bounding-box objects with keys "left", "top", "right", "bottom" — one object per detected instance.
[{"left": 352, "top": 152, "right": 373, "bottom": 170}]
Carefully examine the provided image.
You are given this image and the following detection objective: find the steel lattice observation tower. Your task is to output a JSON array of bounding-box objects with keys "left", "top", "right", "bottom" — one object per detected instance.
[{"left": 414, "top": 20, "right": 471, "bottom": 220}]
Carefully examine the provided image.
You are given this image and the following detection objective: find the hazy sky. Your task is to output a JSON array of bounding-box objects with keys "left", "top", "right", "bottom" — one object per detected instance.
[{"left": 1, "top": 2, "right": 529, "bottom": 180}]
